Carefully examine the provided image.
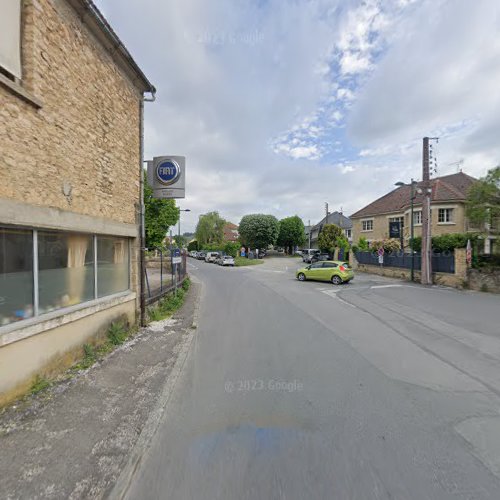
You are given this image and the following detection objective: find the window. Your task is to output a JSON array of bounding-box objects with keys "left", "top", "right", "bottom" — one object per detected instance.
[
  {"left": 438, "top": 208, "right": 454, "bottom": 223},
  {"left": 38, "top": 232, "right": 94, "bottom": 313},
  {"left": 0, "top": 228, "right": 33, "bottom": 326},
  {"left": 310, "top": 262, "right": 323, "bottom": 269},
  {"left": 389, "top": 216, "right": 404, "bottom": 227},
  {"left": 345, "top": 229, "right": 352, "bottom": 239},
  {"left": 322, "top": 263, "right": 338, "bottom": 268},
  {"left": 97, "top": 236, "right": 129, "bottom": 298},
  {"left": 413, "top": 211, "right": 422, "bottom": 225},
  {"left": 0, "top": 0, "right": 22, "bottom": 80},
  {"left": 362, "top": 220, "right": 373, "bottom": 231},
  {"left": 0, "top": 227, "right": 131, "bottom": 330}
]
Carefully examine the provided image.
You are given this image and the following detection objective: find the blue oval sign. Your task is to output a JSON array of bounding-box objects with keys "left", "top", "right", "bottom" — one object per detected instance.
[{"left": 156, "top": 160, "right": 180, "bottom": 186}]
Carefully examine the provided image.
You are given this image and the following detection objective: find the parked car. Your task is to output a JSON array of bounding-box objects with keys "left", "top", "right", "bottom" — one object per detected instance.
[
  {"left": 190, "top": 251, "right": 198, "bottom": 258},
  {"left": 214, "top": 255, "right": 224, "bottom": 265},
  {"left": 311, "top": 253, "right": 331, "bottom": 263},
  {"left": 196, "top": 251, "right": 206, "bottom": 260},
  {"left": 257, "top": 249, "right": 267, "bottom": 258},
  {"left": 219, "top": 255, "right": 235, "bottom": 266},
  {"left": 205, "top": 251, "right": 220, "bottom": 263},
  {"left": 302, "top": 249, "right": 320, "bottom": 263},
  {"left": 296, "top": 261, "right": 354, "bottom": 285}
]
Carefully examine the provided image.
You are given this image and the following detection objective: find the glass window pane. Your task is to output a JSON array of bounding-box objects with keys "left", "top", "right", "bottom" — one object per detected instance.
[
  {"left": 97, "top": 237, "right": 129, "bottom": 298},
  {"left": 38, "top": 232, "right": 94, "bottom": 313},
  {"left": 0, "top": 227, "right": 33, "bottom": 326}
]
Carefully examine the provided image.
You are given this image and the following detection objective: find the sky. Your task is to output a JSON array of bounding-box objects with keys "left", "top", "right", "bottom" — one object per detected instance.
[{"left": 96, "top": 0, "right": 500, "bottom": 233}]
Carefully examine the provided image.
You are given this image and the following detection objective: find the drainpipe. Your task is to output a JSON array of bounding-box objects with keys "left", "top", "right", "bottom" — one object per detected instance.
[{"left": 139, "top": 90, "right": 156, "bottom": 327}]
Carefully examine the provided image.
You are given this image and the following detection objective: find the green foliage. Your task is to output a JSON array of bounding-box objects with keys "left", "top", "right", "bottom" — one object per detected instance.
[
  {"left": 317, "top": 224, "right": 343, "bottom": 254},
  {"left": 239, "top": 214, "right": 279, "bottom": 249},
  {"left": 466, "top": 166, "right": 500, "bottom": 232},
  {"left": 195, "top": 212, "right": 226, "bottom": 246},
  {"left": 277, "top": 216, "right": 306, "bottom": 253},
  {"left": 174, "top": 235, "right": 187, "bottom": 248},
  {"left": 148, "top": 279, "right": 190, "bottom": 322},
  {"left": 410, "top": 233, "right": 479, "bottom": 253},
  {"left": 223, "top": 241, "right": 240, "bottom": 257},
  {"left": 351, "top": 245, "right": 359, "bottom": 254},
  {"left": 234, "top": 256, "right": 264, "bottom": 266},
  {"left": 358, "top": 236, "right": 369, "bottom": 251},
  {"left": 187, "top": 240, "right": 199, "bottom": 251},
  {"left": 107, "top": 322, "right": 129, "bottom": 346},
  {"left": 144, "top": 172, "right": 179, "bottom": 249},
  {"left": 370, "top": 239, "right": 401, "bottom": 253},
  {"left": 337, "top": 236, "right": 350, "bottom": 251},
  {"left": 201, "top": 242, "right": 223, "bottom": 252},
  {"left": 30, "top": 375, "right": 51, "bottom": 395}
]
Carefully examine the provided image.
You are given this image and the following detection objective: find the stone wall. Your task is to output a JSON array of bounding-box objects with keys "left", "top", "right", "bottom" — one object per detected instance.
[
  {"left": 467, "top": 268, "right": 500, "bottom": 293},
  {"left": 0, "top": 0, "right": 141, "bottom": 225}
]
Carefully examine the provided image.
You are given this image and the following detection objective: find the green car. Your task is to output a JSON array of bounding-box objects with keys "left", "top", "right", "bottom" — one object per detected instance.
[{"left": 296, "top": 261, "right": 354, "bottom": 285}]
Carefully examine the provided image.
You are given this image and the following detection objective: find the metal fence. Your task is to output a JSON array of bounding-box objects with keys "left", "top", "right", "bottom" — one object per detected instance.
[
  {"left": 144, "top": 249, "right": 188, "bottom": 305},
  {"left": 355, "top": 251, "right": 455, "bottom": 274}
]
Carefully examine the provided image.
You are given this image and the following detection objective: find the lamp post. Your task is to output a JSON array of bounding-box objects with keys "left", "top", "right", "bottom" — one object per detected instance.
[
  {"left": 395, "top": 179, "right": 420, "bottom": 282},
  {"left": 177, "top": 208, "right": 191, "bottom": 241}
]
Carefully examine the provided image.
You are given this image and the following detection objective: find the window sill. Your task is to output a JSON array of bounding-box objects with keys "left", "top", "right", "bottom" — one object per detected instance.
[
  {"left": 437, "top": 222, "right": 455, "bottom": 225},
  {"left": 361, "top": 230, "right": 374, "bottom": 232},
  {"left": 0, "top": 73, "right": 42, "bottom": 109},
  {"left": 0, "top": 291, "right": 135, "bottom": 347}
]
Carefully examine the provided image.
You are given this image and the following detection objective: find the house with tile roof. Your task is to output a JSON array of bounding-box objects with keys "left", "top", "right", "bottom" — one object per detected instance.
[
  {"left": 309, "top": 211, "right": 353, "bottom": 248},
  {"left": 350, "top": 172, "right": 484, "bottom": 249},
  {"left": 223, "top": 222, "right": 240, "bottom": 242}
]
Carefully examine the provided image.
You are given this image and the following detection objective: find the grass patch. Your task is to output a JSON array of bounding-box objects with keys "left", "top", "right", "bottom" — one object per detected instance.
[
  {"left": 147, "top": 277, "right": 191, "bottom": 322},
  {"left": 234, "top": 256, "right": 264, "bottom": 267},
  {"left": 30, "top": 375, "right": 51, "bottom": 395}
]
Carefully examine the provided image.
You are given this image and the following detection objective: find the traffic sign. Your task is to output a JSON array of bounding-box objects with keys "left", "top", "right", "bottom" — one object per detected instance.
[
  {"left": 377, "top": 247, "right": 385, "bottom": 256},
  {"left": 147, "top": 156, "right": 185, "bottom": 199}
]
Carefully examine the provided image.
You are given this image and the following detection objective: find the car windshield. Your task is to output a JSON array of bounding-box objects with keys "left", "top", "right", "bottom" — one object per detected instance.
[{"left": 4, "top": 2, "right": 500, "bottom": 500}]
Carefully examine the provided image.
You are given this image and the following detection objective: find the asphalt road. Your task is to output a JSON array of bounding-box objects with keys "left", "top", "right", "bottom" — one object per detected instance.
[{"left": 122, "top": 257, "right": 500, "bottom": 500}]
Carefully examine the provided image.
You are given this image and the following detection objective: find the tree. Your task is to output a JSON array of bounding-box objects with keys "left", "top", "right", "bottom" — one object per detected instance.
[
  {"left": 195, "top": 212, "right": 226, "bottom": 246},
  {"left": 239, "top": 214, "right": 279, "bottom": 249},
  {"left": 277, "top": 216, "right": 306, "bottom": 253},
  {"left": 187, "top": 240, "right": 199, "bottom": 251},
  {"left": 466, "top": 166, "right": 500, "bottom": 233},
  {"left": 223, "top": 241, "right": 240, "bottom": 257},
  {"left": 173, "top": 235, "right": 187, "bottom": 248},
  {"left": 144, "top": 173, "right": 179, "bottom": 249},
  {"left": 317, "top": 224, "right": 343, "bottom": 255}
]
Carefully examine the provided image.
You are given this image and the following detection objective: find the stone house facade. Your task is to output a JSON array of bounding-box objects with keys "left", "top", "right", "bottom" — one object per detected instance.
[
  {"left": 0, "top": 0, "right": 155, "bottom": 404},
  {"left": 350, "top": 172, "right": 490, "bottom": 249},
  {"left": 309, "top": 211, "right": 352, "bottom": 248}
]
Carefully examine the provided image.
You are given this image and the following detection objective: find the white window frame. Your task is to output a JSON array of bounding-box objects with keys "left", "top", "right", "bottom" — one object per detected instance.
[
  {"left": 361, "top": 219, "right": 374, "bottom": 232},
  {"left": 413, "top": 211, "right": 422, "bottom": 226},
  {"left": 438, "top": 208, "right": 454, "bottom": 224}
]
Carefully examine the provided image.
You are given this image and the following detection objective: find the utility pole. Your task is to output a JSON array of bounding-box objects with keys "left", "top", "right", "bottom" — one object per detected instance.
[
  {"left": 308, "top": 219, "right": 311, "bottom": 249},
  {"left": 421, "top": 137, "right": 433, "bottom": 285},
  {"left": 325, "top": 202, "right": 329, "bottom": 221}
]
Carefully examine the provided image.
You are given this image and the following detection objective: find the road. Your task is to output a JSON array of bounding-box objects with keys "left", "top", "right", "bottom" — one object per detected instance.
[{"left": 121, "top": 257, "right": 500, "bottom": 500}]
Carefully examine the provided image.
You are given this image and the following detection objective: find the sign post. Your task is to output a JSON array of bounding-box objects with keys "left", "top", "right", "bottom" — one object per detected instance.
[{"left": 378, "top": 247, "right": 384, "bottom": 266}]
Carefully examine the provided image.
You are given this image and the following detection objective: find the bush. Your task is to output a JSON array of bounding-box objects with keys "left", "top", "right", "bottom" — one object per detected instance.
[
  {"left": 351, "top": 245, "right": 359, "bottom": 254},
  {"left": 370, "top": 239, "right": 401, "bottom": 253},
  {"left": 223, "top": 241, "right": 240, "bottom": 257},
  {"left": 358, "top": 237, "right": 369, "bottom": 251},
  {"left": 187, "top": 240, "right": 199, "bottom": 251}
]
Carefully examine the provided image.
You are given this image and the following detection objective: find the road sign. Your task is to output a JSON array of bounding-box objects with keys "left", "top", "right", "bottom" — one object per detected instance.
[
  {"left": 377, "top": 247, "right": 384, "bottom": 256},
  {"left": 173, "top": 248, "right": 181, "bottom": 257},
  {"left": 172, "top": 257, "right": 182, "bottom": 264},
  {"left": 147, "top": 156, "right": 185, "bottom": 199},
  {"left": 378, "top": 254, "right": 384, "bottom": 265}
]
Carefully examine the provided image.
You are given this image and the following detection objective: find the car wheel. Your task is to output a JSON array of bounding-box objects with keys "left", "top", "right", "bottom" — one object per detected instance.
[
  {"left": 331, "top": 275, "right": 342, "bottom": 285},
  {"left": 297, "top": 273, "right": 306, "bottom": 281}
]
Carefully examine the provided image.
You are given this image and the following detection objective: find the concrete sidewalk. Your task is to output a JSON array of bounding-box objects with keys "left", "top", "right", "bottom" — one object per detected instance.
[{"left": 0, "top": 282, "right": 200, "bottom": 500}]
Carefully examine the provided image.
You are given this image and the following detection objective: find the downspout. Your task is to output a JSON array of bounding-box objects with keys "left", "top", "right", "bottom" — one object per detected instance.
[{"left": 139, "top": 89, "right": 156, "bottom": 327}]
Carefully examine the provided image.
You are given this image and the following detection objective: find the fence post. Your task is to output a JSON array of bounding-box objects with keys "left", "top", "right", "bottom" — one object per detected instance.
[{"left": 454, "top": 248, "right": 468, "bottom": 284}]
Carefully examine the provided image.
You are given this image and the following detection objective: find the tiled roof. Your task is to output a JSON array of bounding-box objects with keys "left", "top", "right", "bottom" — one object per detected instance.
[
  {"left": 350, "top": 172, "right": 477, "bottom": 219},
  {"left": 313, "top": 211, "right": 352, "bottom": 230}
]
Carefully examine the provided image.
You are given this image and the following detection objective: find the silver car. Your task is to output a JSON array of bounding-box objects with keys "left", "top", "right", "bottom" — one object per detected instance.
[{"left": 219, "top": 255, "right": 235, "bottom": 267}]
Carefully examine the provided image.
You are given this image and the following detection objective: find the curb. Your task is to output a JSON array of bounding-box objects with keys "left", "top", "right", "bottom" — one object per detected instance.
[{"left": 108, "top": 281, "right": 202, "bottom": 500}]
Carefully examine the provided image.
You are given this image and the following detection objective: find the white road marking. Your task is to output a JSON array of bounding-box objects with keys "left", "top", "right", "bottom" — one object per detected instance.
[
  {"left": 370, "top": 284, "right": 404, "bottom": 289},
  {"left": 187, "top": 263, "right": 198, "bottom": 270},
  {"left": 320, "top": 288, "right": 357, "bottom": 308}
]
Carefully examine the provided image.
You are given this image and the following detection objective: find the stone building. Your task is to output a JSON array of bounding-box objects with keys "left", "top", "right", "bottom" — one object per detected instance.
[
  {"left": 350, "top": 172, "right": 486, "bottom": 248},
  {"left": 0, "top": 0, "right": 155, "bottom": 404}
]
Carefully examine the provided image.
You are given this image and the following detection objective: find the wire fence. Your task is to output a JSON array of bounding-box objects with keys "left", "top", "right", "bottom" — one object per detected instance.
[{"left": 144, "top": 248, "right": 188, "bottom": 305}]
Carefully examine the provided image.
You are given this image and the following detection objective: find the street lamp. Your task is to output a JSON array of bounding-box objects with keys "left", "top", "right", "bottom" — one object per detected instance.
[
  {"left": 395, "top": 179, "right": 421, "bottom": 282},
  {"left": 177, "top": 208, "right": 191, "bottom": 241}
]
